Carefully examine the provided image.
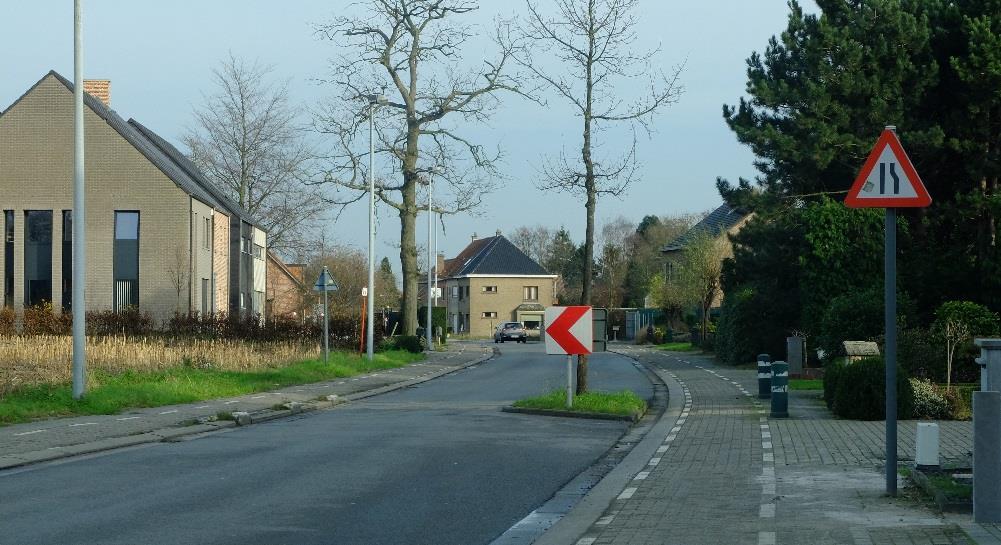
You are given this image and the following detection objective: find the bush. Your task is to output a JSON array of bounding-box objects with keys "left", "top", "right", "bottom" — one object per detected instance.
[
  {"left": 828, "top": 356, "right": 913, "bottom": 420},
  {"left": 0, "top": 307, "right": 15, "bottom": 335},
  {"left": 22, "top": 303, "right": 72, "bottom": 335},
  {"left": 909, "top": 378, "right": 951, "bottom": 419},
  {"left": 87, "top": 308, "right": 155, "bottom": 336},
  {"left": 817, "top": 287, "right": 915, "bottom": 361},
  {"left": 716, "top": 286, "right": 787, "bottom": 366},
  {"left": 897, "top": 328, "right": 941, "bottom": 381},
  {"left": 391, "top": 335, "right": 424, "bottom": 353}
]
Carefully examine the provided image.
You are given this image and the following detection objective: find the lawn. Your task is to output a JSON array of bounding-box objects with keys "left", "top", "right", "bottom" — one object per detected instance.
[
  {"left": 658, "top": 342, "right": 695, "bottom": 352},
  {"left": 789, "top": 378, "right": 824, "bottom": 390},
  {"left": 513, "top": 389, "right": 647, "bottom": 418},
  {"left": 0, "top": 350, "right": 423, "bottom": 426}
]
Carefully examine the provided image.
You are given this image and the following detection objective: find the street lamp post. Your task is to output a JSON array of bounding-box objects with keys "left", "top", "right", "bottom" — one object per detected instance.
[
  {"left": 72, "top": 0, "right": 87, "bottom": 399},
  {"left": 365, "top": 94, "right": 386, "bottom": 361},
  {"left": 425, "top": 167, "right": 443, "bottom": 351}
]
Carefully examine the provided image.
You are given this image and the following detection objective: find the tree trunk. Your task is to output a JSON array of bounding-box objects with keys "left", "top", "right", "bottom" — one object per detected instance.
[{"left": 400, "top": 126, "right": 420, "bottom": 336}]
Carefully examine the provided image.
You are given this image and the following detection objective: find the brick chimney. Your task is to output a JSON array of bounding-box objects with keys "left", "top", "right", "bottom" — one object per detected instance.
[
  {"left": 436, "top": 253, "right": 445, "bottom": 275},
  {"left": 83, "top": 79, "right": 111, "bottom": 106},
  {"left": 471, "top": 232, "right": 478, "bottom": 242}
]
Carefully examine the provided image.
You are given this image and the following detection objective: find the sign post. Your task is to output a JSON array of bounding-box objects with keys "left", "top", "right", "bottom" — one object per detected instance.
[
  {"left": 544, "top": 306, "right": 593, "bottom": 408},
  {"left": 313, "top": 266, "right": 337, "bottom": 364},
  {"left": 846, "top": 126, "right": 931, "bottom": 496}
]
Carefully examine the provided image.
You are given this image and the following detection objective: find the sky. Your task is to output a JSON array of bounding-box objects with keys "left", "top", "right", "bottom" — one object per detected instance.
[{"left": 0, "top": 1, "right": 819, "bottom": 270}]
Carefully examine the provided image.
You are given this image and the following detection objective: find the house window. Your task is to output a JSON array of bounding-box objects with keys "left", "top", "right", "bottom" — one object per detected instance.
[
  {"left": 241, "top": 236, "right": 252, "bottom": 254},
  {"left": 523, "top": 286, "right": 539, "bottom": 302},
  {"left": 62, "top": 211, "right": 72, "bottom": 312},
  {"left": 481, "top": 311, "right": 497, "bottom": 319},
  {"left": 113, "top": 211, "right": 140, "bottom": 311},
  {"left": 201, "top": 278, "right": 210, "bottom": 315},
  {"left": 4, "top": 210, "right": 12, "bottom": 307},
  {"left": 24, "top": 210, "right": 53, "bottom": 307},
  {"left": 451, "top": 286, "right": 461, "bottom": 299},
  {"left": 253, "top": 244, "right": 264, "bottom": 260},
  {"left": 203, "top": 217, "right": 211, "bottom": 250},
  {"left": 482, "top": 285, "right": 497, "bottom": 293}
]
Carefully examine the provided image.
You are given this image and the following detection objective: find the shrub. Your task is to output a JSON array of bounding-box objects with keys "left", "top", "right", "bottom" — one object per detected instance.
[
  {"left": 22, "top": 303, "right": 72, "bottom": 335},
  {"left": 933, "top": 300, "right": 999, "bottom": 387},
  {"left": 897, "top": 328, "right": 941, "bottom": 381},
  {"left": 829, "top": 356, "right": 913, "bottom": 420},
  {"left": 909, "top": 378, "right": 951, "bottom": 420},
  {"left": 823, "top": 359, "right": 845, "bottom": 410},
  {"left": 716, "top": 286, "right": 787, "bottom": 366},
  {"left": 0, "top": 307, "right": 15, "bottom": 335},
  {"left": 392, "top": 335, "right": 424, "bottom": 353},
  {"left": 87, "top": 308, "right": 155, "bottom": 337}
]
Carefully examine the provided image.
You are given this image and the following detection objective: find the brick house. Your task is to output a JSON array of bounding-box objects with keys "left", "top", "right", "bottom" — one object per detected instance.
[
  {"left": 266, "top": 251, "right": 307, "bottom": 321},
  {"left": 0, "top": 71, "right": 269, "bottom": 323},
  {"left": 440, "top": 233, "right": 558, "bottom": 337}
]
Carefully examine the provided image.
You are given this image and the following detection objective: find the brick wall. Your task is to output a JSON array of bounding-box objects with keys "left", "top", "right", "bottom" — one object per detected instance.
[{"left": 212, "top": 210, "right": 230, "bottom": 314}]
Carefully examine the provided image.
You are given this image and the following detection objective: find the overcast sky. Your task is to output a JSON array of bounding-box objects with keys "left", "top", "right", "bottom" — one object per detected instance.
[{"left": 1, "top": 1, "right": 818, "bottom": 267}]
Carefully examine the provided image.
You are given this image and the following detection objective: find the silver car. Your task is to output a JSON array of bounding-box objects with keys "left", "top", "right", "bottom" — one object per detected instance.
[{"left": 494, "top": 322, "right": 527, "bottom": 343}]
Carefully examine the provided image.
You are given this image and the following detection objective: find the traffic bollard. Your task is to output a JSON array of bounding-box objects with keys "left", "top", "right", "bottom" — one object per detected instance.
[
  {"left": 770, "top": 361, "right": 789, "bottom": 418},
  {"left": 757, "top": 353, "right": 772, "bottom": 399}
]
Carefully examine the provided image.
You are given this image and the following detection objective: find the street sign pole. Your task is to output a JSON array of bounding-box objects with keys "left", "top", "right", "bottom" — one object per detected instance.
[
  {"left": 323, "top": 288, "right": 329, "bottom": 364},
  {"left": 885, "top": 205, "right": 897, "bottom": 495},
  {"left": 846, "top": 124, "right": 930, "bottom": 497},
  {"left": 566, "top": 355, "right": 573, "bottom": 408}
]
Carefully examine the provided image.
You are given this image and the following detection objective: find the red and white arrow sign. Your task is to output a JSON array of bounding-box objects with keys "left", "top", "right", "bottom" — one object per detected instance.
[{"left": 544, "top": 306, "right": 592, "bottom": 356}]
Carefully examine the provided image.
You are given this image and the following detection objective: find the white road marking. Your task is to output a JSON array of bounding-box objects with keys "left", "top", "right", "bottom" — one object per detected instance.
[
  {"left": 69, "top": 422, "right": 97, "bottom": 427},
  {"left": 634, "top": 471, "right": 650, "bottom": 480},
  {"left": 758, "top": 531, "right": 776, "bottom": 545},
  {"left": 762, "top": 483, "right": 776, "bottom": 495},
  {"left": 224, "top": 400, "right": 240, "bottom": 405},
  {"left": 763, "top": 453, "right": 774, "bottom": 462},
  {"left": 670, "top": 426, "right": 681, "bottom": 433},
  {"left": 649, "top": 458, "right": 661, "bottom": 466},
  {"left": 665, "top": 434, "right": 677, "bottom": 442},
  {"left": 159, "top": 410, "right": 178, "bottom": 415},
  {"left": 759, "top": 503, "right": 775, "bottom": 518},
  {"left": 656, "top": 445, "right": 669, "bottom": 453},
  {"left": 116, "top": 416, "right": 141, "bottom": 421},
  {"left": 196, "top": 405, "right": 212, "bottom": 409},
  {"left": 617, "top": 487, "right": 637, "bottom": 500},
  {"left": 762, "top": 432, "right": 771, "bottom": 439},
  {"left": 251, "top": 395, "right": 266, "bottom": 400},
  {"left": 576, "top": 538, "right": 596, "bottom": 545},
  {"left": 762, "top": 442, "right": 772, "bottom": 449},
  {"left": 14, "top": 429, "right": 45, "bottom": 436},
  {"left": 595, "top": 515, "right": 615, "bottom": 526}
]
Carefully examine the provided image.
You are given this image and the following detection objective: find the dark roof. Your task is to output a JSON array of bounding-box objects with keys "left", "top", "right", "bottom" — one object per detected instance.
[
  {"left": 2, "top": 71, "right": 257, "bottom": 226},
  {"left": 445, "top": 236, "right": 552, "bottom": 277},
  {"left": 662, "top": 203, "right": 750, "bottom": 252}
]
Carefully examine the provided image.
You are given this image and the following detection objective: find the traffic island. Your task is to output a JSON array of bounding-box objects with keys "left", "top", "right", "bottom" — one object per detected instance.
[
  {"left": 503, "top": 390, "right": 648, "bottom": 422},
  {"left": 907, "top": 467, "right": 973, "bottom": 513}
]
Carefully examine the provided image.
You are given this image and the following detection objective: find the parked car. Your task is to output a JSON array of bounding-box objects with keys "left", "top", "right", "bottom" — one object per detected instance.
[{"left": 494, "top": 322, "right": 527, "bottom": 343}]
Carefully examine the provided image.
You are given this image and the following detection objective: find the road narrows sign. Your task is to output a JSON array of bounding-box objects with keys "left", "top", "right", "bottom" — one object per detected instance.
[
  {"left": 845, "top": 128, "right": 931, "bottom": 208},
  {"left": 544, "top": 306, "right": 592, "bottom": 356}
]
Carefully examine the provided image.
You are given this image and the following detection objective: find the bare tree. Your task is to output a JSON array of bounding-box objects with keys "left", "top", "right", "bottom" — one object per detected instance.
[
  {"left": 184, "top": 54, "right": 323, "bottom": 255},
  {"left": 509, "top": 224, "right": 556, "bottom": 266},
  {"left": 313, "top": 1, "right": 530, "bottom": 336},
  {"left": 519, "top": 0, "right": 683, "bottom": 392}
]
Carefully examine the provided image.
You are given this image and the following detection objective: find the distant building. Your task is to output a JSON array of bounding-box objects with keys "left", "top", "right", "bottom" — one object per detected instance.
[
  {"left": 0, "top": 71, "right": 269, "bottom": 322},
  {"left": 661, "top": 202, "right": 753, "bottom": 309},
  {"left": 440, "top": 232, "right": 558, "bottom": 337},
  {"left": 266, "top": 252, "right": 307, "bottom": 321}
]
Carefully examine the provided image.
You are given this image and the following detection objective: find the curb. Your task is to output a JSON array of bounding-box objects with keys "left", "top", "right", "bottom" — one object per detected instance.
[
  {"left": 0, "top": 349, "right": 494, "bottom": 472},
  {"left": 500, "top": 406, "right": 641, "bottom": 422}
]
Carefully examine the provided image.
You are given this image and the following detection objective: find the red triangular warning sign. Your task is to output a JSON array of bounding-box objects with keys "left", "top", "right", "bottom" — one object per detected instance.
[{"left": 845, "top": 129, "right": 931, "bottom": 208}]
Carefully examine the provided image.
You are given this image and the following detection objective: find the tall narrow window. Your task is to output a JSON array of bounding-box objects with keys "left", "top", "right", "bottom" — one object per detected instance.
[
  {"left": 114, "top": 211, "right": 140, "bottom": 311},
  {"left": 201, "top": 278, "right": 210, "bottom": 315},
  {"left": 203, "top": 217, "right": 211, "bottom": 250},
  {"left": 523, "top": 286, "right": 539, "bottom": 302},
  {"left": 24, "top": 210, "right": 52, "bottom": 306},
  {"left": 4, "top": 211, "right": 13, "bottom": 307},
  {"left": 62, "top": 211, "right": 72, "bottom": 311}
]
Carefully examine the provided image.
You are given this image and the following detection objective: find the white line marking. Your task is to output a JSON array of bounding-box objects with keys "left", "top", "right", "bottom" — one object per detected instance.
[
  {"left": 576, "top": 539, "right": 596, "bottom": 545},
  {"left": 595, "top": 515, "right": 615, "bottom": 526},
  {"left": 671, "top": 426, "right": 681, "bottom": 433},
  {"left": 762, "top": 467, "right": 775, "bottom": 477},
  {"left": 656, "top": 445, "right": 668, "bottom": 453},
  {"left": 617, "top": 487, "right": 637, "bottom": 500},
  {"left": 159, "top": 410, "right": 178, "bottom": 415},
  {"left": 116, "top": 416, "right": 141, "bottom": 421},
  {"left": 69, "top": 422, "right": 97, "bottom": 427},
  {"left": 665, "top": 434, "right": 677, "bottom": 442},
  {"left": 251, "top": 395, "right": 266, "bottom": 399},
  {"left": 763, "top": 453, "right": 774, "bottom": 462},
  {"left": 649, "top": 458, "right": 661, "bottom": 466},
  {"left": 760, "top": 424, "right": 769, "bottom": 429},
  {"left": 676, "top": 418, "right": 686, "bottom": 425},
  {"left": 759, "top": 503, "right": 775, "bottom": 518},
  {"left": 762, "top": 442, "right": 772, "bottom": 449},
  {"left": 224, "top": 400, "right": 240, "bottom": 405},
  {"left": 762, "top": 483, "right": 776, "bottom": 495},
  {"left": 762, "top": 432, "right": 771, "bottom": 439},
  {"left": 196, "top": 405, "right": 212, "bottom": 409},
  {"left": 13, "top": 429, "right": 45, "bottom": 436},
  {"left": 337, "top": 381, "right": 346, "bottom": 385},
  {"left": 758, "top": 531, "right": 776, "bottom": 545},
  {"left": 634, "top": 471, "right": 650, "bottom": 480}
]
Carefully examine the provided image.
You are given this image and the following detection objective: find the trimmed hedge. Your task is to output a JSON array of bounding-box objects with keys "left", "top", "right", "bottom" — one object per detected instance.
[{"left": 823, "top": 356, "right": 913, "bottom": 420}]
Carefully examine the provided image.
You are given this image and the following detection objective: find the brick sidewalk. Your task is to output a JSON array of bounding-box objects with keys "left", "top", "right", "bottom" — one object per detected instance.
[
  {"left": 0, "top": 343, "right": 492, "bottom": 469},
  {"left": 571, "top": 347, "right": 985, "bottom": 545}
]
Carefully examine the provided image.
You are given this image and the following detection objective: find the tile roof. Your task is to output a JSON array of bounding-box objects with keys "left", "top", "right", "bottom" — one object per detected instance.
[
  {"left": 662, "top": 202, "right": 750, "bottom": 252},
  {"left": 3, "top": 71, "right": 257, "bottom": 226},
  {"left": 444, "top": 236, "right": 553, "bottom": 277}
]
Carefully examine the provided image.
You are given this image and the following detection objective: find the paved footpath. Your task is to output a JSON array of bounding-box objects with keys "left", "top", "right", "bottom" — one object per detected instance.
[
  {"left": 568, "top": 346, "right": 1000, "bottom": 545},
  {"left": 0, "top": 343, "right": 492, "bottom": 470}
]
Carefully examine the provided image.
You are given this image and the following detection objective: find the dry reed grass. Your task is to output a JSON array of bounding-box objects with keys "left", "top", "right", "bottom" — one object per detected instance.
[{"left": 0, "top": 335, "right": 320, "bottom": 395}]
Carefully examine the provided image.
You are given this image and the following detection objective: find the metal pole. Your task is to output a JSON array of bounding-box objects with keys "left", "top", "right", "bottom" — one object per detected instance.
[
  {"left": 366, "top": 105, "right": 376, "bottom": 361},
  {"left": 566, "top": 354, "right": 573, "bottom": 409},
  {"left": 323, "top": 284, "right": 329, "bottom": 364},
  {"left": 426, "top": 172, "right": 433, "bottom": 351},
  {"left": 885, "top": 205, "right": 898, "bottom": 496},
  {"left": 72, "top": 0, "right": 86, "bottom": 400}
]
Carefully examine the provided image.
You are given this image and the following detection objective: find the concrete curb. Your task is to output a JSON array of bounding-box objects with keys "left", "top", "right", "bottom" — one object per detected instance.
[
  {"left": 500, "top": 406, "right": 641, "bottom": 422},
  {"left": 0, "top": 349, "right": 494, "bottom": 472}
]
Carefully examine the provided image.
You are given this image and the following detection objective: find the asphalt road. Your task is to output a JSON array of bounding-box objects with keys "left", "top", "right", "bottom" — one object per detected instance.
[{"left": 0, "top": 342, "right": 652, "bottom": 545}]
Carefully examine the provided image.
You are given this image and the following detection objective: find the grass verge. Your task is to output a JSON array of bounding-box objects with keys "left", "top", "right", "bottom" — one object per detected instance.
[
  {"left": 513, "top": 389, "right": 647, "bottom": 418},
  {"left": 0, "top": 350, "right": 423, "bottom": 426},
  {"left": 657, "top": 342, "right": 695, "bottom": 352},
  {"left": 790, "top": 378, "right": 824, "bottom": 390}
]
